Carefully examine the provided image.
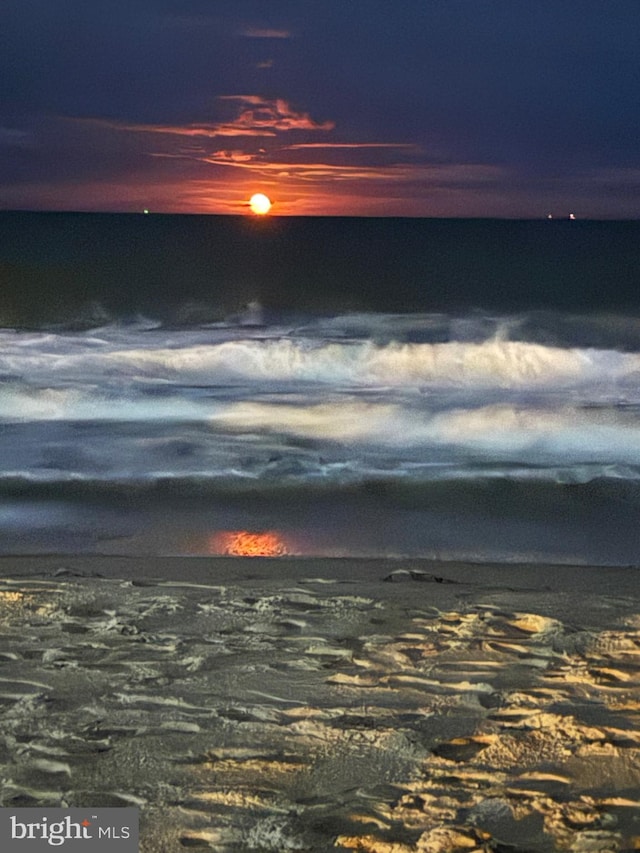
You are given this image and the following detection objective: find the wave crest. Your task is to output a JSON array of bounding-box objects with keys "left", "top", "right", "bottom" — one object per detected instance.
[{"left": 95, "top": 338, "right": 640, "bottom": 390}]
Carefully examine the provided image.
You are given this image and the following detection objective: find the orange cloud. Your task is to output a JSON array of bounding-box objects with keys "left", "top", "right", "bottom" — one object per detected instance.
[
  {"left": 217, "top": 96, "right": 334, "bottom": 133},
  {"left": 205, "top": 149, "right": 256, "bottom": 163},
  {"left": 85, "top": 96, "right": 333, "bottom": 140},
  {"left": 79, "top": 117, "right": 274, "bottom": 139},
  {"left": 285, "top": 142, "right": 420, "bottom": 150},
  {"left": 198, "top": 149, "right": 503, "bottom": 186}
]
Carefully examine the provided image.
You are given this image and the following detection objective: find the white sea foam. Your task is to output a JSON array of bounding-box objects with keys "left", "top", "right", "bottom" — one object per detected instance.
[
  {"left": 2, "top": 323, "right": 640, "bottom": 505},
  {"left": 209, "top": 400, "right": 640, "bottom": 465},
  {"left": 81, "top": 338, "right": 640, "bottom": 388},
  {"left": 5, "top": 384, "right": 640, "bottom": 467},
  {"left": 0, "top": 386, "right": 215, "bottom": 422},
  {"left": 2, "top": 333, "right": 640, "bottom": 391},
  {"left": 426, "top": 404, "right": 640, "bottom": 462}
]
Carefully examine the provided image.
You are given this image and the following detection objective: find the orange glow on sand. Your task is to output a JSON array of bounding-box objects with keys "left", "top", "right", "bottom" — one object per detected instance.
[
  {"left": 249, "top": 193, "right": 272, "bottom": 215},
  {"left": 209, "top": 530, "right": 291, "bottom": 557}
]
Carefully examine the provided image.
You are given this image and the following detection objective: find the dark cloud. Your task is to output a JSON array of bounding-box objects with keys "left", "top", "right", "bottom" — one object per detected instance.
[
  {"left": 0, "top": 127, "right": 33, "bottom": 148},
  {"left": 241, "top": 27, "right": 292, "bottom": 39}
]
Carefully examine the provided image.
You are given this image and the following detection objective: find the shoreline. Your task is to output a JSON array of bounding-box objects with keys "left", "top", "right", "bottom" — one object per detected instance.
[
  {"left": 2, "top": 555, "right": 638, "bottom": 617},
  {"left": 2, "top": 551, "right": 639, "bottom": 576},
  {"left": 1, "top": 555, "right": 638, "bottom": 851}
]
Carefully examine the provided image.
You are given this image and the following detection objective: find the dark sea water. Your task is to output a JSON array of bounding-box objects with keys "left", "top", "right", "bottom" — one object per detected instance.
[{"left": 1, "top": 212, "right": 640, "bottom": 563}]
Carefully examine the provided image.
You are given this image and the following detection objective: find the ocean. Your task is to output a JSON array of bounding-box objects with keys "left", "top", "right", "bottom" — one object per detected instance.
[{"left": 1, "top": 211, "right": 640, "bottom": 564}]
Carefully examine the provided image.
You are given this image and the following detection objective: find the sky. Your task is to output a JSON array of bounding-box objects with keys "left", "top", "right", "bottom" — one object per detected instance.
[{"left": 1, "top": 0, "right": 639, "bottom": 217}]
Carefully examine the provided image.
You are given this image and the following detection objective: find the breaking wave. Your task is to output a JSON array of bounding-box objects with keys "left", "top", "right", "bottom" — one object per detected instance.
[
  {"left": 3, "top": 310, "right": 640, "bottom": 561},
  {"left": 2, "top": 334, "right": 640, "bottom": 396}
]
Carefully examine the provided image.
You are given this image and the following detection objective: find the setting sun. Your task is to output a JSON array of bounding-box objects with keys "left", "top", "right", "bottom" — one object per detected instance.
[{"left": 249, "top": 193, "right": 272, "bottom": 215}]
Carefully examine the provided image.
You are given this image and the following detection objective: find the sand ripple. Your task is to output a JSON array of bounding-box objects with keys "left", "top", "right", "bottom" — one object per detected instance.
[{"left": 0, "top": 563, "right": 638, "bottom": 851}]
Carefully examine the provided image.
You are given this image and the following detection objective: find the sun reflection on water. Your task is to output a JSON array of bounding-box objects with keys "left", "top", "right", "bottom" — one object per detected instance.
[{"left": 208, "top": 530, "right": 292, "bottom": 557}]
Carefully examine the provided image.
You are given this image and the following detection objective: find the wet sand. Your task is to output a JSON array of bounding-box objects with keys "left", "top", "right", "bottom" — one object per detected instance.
[{"left": 0, "top": 556, "right": 639, "bottom": 852}]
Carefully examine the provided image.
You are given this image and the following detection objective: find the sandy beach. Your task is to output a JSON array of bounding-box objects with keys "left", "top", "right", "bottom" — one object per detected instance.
[{"left": 0, "top": 556, "right": 638, "bottom": 851}]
